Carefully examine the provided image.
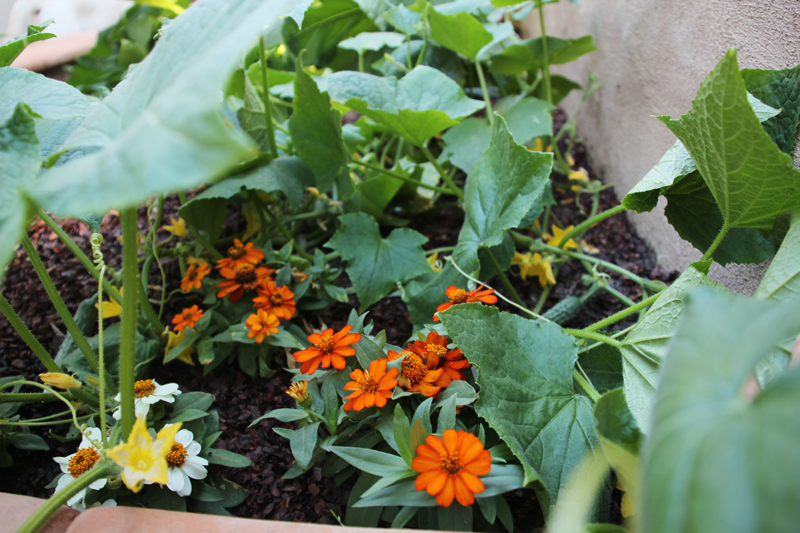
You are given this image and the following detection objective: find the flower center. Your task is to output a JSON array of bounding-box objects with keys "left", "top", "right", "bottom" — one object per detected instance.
[
  {"left": 68, "top": 447, "right": 100, "bottom": 478},
  {"left": 401, "top": 353, "right": 428, "bottom": 384},
  {"left": 227, "top": 244, "right": 246, "bottom": 260},
  {"left": 317, "top": 335, "right": 335, "bottom": 354},
  {"left": 186, "top": 268, "right": 198, "bottom": 281},
  {"left": 358, "top": 373, "right": 379, "bottom": 393},
  {"left": 166, "top": 443, "right": 188, "bottom": 468},
  {"left": 234, "top": 266, "right": 257, "bottom": 285},
  {"left": 182, "top": 310, "right": 194, "bottom": 321},
  {"left": 134, "top": 379, "right": 156, "bottom": 398},
  {"left": 449, "top": 289, "right": 468, "bottom": 304},
  {"left": 269, "top": 293, "right": 284, "bottom": 306},
  {"left": 441, "top": 453, "right": 462, "bottom": 475},
  {"left": 426, "top": 343, "right": 447, "bottom": 354}
]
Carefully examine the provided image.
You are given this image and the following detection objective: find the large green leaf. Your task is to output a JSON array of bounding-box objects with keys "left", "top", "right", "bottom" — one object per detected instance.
[
  {"left": 620, "top": 264, "right": 720, "bottom": 433},
  {"left": 401, "top": 256, "right": 479, "bottom": 330},
  {"left": 415, "top": 1, "right": 493, "bottom": 60},
  {"left": 0, "top": 104, "right": 39, "bottom": 282},
  {"left": 327, "top": 212, "right": 431, "bottom": 310},
  {"left": 643, "top": 289, "right": 800, "bottom": 533},
  {"left": 488, "top": 35, "right": 596, "bottom": 75},
  {"left": 29, "top": 0, "right": 312, "bottom": 217},
  {"left": 442, "top": 95, "right": 554, "bottom": 173},
  {"left": 742, "top": 63, "right": 800, "bottom": 155},
  {"left": 338, "top": 32, "right": 406, "bottom": 51},
  {"left": 454, "top": 115, "right": 553, "bottom": 266},
  {"left": 663, "top": 171, "right": 778, "bottom": 266},
  {"left": 657, "top": 50, "right": 800, "bottom": 230},
  {"left": 577, "top": 343, "right": 623, "bottom": 392},
  {"left": 0, "top": 22, "right": 55, "bottom": 67},
  {"left": 440, "top": 303, "right": 603, "bottom": 513},
  {"left": 326, "top": 65, "right": 483, "bottom": 146},
  {"left": 289, "top": 53, "right": 349, "bottom": 193}
]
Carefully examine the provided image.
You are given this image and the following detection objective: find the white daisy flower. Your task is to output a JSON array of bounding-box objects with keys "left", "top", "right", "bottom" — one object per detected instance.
[
  {"left": 53, "top": 428, "right": 108, "bottom": 508},
  {"left": 145, "top": 425, "right": 208, "bottom": 497},
  {"left": 112, "top": 379, "right": 181, "bottom": 420}
]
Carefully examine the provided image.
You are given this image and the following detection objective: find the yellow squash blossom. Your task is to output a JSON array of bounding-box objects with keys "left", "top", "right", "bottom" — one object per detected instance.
[
  {"left": 427, "top": 252, "right": 443, "bottom": 272},
  {"left": 544, "top": 225, "right": 578, "bottom": 250},
  {"left": 163, "top": 330, "right": 195, "bottom": 366},
  {"left": 163, "top": 217, "right": 188, "bottom": 238},
  {"left": 39, "top": 373, "right": 82, "bottom": 390},
  {"left": 95, "top": 288, "right": 123, "bottom": 318},
  {"left": 107, "top": 417, "right": 181, "bottom": 493},
  {"left": 512, "top": 251, "right": 556, "bottom": 288}
]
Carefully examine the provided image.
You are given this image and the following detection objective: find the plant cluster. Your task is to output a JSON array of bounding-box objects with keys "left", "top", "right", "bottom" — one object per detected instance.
[{"left": 0, "top": 0, "right": 799, "bottom": 532}]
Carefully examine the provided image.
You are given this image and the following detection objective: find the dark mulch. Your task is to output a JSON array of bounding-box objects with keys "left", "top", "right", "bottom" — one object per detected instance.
[{"left": 0, "top": 119, "right": 674, "bottom": 530}]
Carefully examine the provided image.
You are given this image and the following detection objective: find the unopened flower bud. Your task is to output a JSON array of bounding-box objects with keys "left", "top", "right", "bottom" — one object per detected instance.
[
  {"left": 39, "top": 373, "right": 82, "bottom": 390},
  {"left": 85, "top": 375, "right": 100, "bottom": 387},
  {"left": 286, "top": 381, "right": 312, "bottom": 408}
]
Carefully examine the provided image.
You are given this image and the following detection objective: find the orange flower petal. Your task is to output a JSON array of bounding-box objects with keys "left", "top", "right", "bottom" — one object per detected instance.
[
  {"left": 458, "top": 471, "right": 486, "bottom": 494},
  {"left": 435, "top": 477, "right": 456, "bottom": 507},
  {"left": 453, "top": 475, "right": 476, "bottom": 506},
  {"left": 426, "top": 470, "right": 449, "bottom": 496}
]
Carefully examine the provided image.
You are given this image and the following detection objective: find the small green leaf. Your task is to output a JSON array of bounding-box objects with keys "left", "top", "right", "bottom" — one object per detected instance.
[
  {"left": 384, "top": 4, "right": 421, "bottom": 35},
  {"left": 346, "top": 473, "right": 383, "bottom": 527},
  {"left": 8, "top": 433, "right": 48, "bottom": 451},
  {"left": 440, "top": 303, "right": 599, "bottom": 512},
  {"left": 329, "top": 445, "right": 411, "bottom": 476},
  {"left": 620, "top": 265, "right": 720, "bottom": 432},
  {"left": 291, "top": 421, "right": 321, "bottom": 470},
  {"left": 742, "top": 63, "right": 800, "bottom": 155},
  {"left": 327, "top": 212, "right": 430, "bottom": 309},
  {"left": 289, "top": 52, "right": 349, "bottom": 193},
  {"left": 327, "top": 65, "right": 483, "bottom": 146},
  {"left": 658, "top": 50, "right": 800, "bottom": 230},
  {"left": 489, "top": 35, "right": 597, "bottom": 75},
  {"left": 436, "top": 393, "right": 458, "bottom": 433},
  {"left": 204, "top": 448, "right": 253, "bottom": 468},
  {"left": 0, "top": 23, "right": 55, "bottom": 67},
  {"left": 250, "top": 408, "right": 309, "bottom": 425},
  {"left": 393, "top": 404, "right": 413, "bottom": 466},
  {"left": 577, "top": 343, "right": 623, "bottom": 391},
  {"left": 420, "top": 2, "right": 493, "bottom": 60},
  {"left": 339, "top": 32, "right": 406, "bottom": 51}
]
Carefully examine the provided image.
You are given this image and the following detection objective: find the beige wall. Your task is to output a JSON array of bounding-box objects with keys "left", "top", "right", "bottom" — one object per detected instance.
[{"left": 524, "top": 0, "right": 800, "bottom": 293}]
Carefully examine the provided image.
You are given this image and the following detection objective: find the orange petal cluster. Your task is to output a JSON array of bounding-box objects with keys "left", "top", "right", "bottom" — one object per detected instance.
[
  {"left": 293, "top": 325, "right": 362, "bottom": 375},
  {"left": 216, "top": 238, "right": 265, "bottom": 271},
  {"left": 433, "top": 285, "right": 497, "bottom": 321},
  {"left": 180, "top": 262, "right": 210, "bottom": 292},
  {"left": 172, "top": 305, "right": 204, "bottom": 332},
  {"left": 388, "top": 349, "right": 448, "bottom": 398},
  {"left": 343, "top": 358, "right": 398, "bottom": 411},
  {"left": 245, "top": 309, "right": 280, "bottom": 343},
  {"left": 253, "top": 281, "right": 296, "bottom": 320},
  {"left": 412, "top": 430, "right": 492, "bottom": 507},
  {"left": 407, "top": 331, "right": 470, "bottom": 383},
  {"left": 215, "top": 264, "right": 274, "bottom": 303}
]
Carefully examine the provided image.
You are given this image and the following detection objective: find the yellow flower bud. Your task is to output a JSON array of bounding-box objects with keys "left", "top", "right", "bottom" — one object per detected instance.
[{"left": 39, "top": 373, "right": 82, "bottom": 390}]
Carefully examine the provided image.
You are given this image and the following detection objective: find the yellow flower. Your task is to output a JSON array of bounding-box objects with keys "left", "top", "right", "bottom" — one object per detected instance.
[
  {"left": 568, "top": 154, "right": 576, "bottom": 167},
  {"left": 95, "top": 288, "right": 123, "bottom": 318},
  {"left": 107, "top": 417, "right": 181, "bottom": 493},
  {"left": 544, "top": 225, "right": 578, "bottom": 250},
  {"left": 39, "top": 373, "right": 81, "bottom": 390},
  {"left": 163, "top": 217, "right": 187, "bottom": 238},
  {"left": 571, "top": 185, "right": 582, "bottom": 193},
  {"left": 427, "top": 252, "right": 443, "bottom": 272},
  {"left": 512, "top": 251, "right": 556, "bottom": 288},
  {"left": 163, "top": 331, "right": 195, "bottom": 366},
  {"left": 527, "top": 138, "right": 552, "bottom": 152},
  {"left": 569, "top": 169, "right": 589, "bottom": 182},
  {"left": 580, "top": 240, "right": 600, "bottom": 255},
  {"left": 616, "top": 479, "right": 635, "bottom": 518},
  {"left": 186, "top": 256, "right": 206, "bottom": 266}
]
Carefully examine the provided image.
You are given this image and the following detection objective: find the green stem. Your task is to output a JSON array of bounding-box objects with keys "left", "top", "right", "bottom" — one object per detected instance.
[
  {"left": 475, "top": 61, "right": 494, "bottom": 126},
  {"left": 37, "top": 210, "right": 123, "bottom": 310},
  {"left": 482, "top": 246, "right": 523, "bottom": 306},
  {"left": 701, "top": 222, "right": 730, "bottom": 262},
  {"left": 257, "top": 196, "right": 315, "bottom": 262},
  {"left": 119, "top": 208, "right": 139, "bottom": 439},
  {"left": 557, "top": 204, "right": 626, "bottom": 249},
  {"left": 573, "top": 368, "right": 601, "bottom": 402},
  {"left": 20, "top": 235, "right": 99, "bottom": 374},
  {"left": 177, "top": 192, "right": 224, "bottom": 260},
  {"left": 564, "top": 328, "right": 622, "bottom": 348},
  {"left": 0, "top": 293, "right": 60, "bottom": 373},
  {"left": 153, "top": 195, "right": 165, "bottom": 234},
  {"left": 584, "top": 293, "right": 660, "bottom": 333},
  {"left": 97, "top": 265, "right": 108, "bottom": 449},
  {"left": 269, "top": 95, "right": 294, "bottom": 108},
  {"left": 533, "top": 285, "right": 551, "bottom": 314},
  {"left": 536, "top": 0, "right": 552, "bottom": 104},
  {"left": 603, "top": 285, "right": 635, "bottom": 307},
  {"left": 15, "top": 461, "right": 115, "bottom": 533},
  {"left": 259, "top": 38, "right": 279, "bottom": 159},
  {"left": 0, "top": 392, "right": 59, "bottom": 403},
  {"left": 415, "top": 38, "right": 428, "bottom": 68},
  {"left": 351, "top": 159, "right": 453, "bottom": 195},
  {"left": 425, "top": 246, "right": 456, "bottom": 256},
  {"left": 420, "top": 146, "right": 464, "bottom": 200},
  {"left": 358, "top": 50, "right": 365, "bottom": 72},
  {"left": 247, "top": 190, "right": 271, "bottom": 245},
  {"left": 286, "top": 209, "right": 330, "bottom": 222}
]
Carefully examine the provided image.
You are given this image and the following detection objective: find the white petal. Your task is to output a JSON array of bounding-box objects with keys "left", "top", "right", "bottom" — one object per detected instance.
[
  {"left": 155, "top": 395, "right": 176, "bottom": 404},
  {"left": 66, "top": 488, "right": 87, "bottom": 507},
  {"left": 55, "top": 474, "right": 73, "bottom": 493},
  {"left": 89, "top": 477, "right": 107, "bottom": 490},
  {"left": 113, "top": 393, "right": 121, "bottom": 402},
  {"left": 155, "top": 383, "right": 180, "bottom": 395},
  {"left": 180, "top": 460, "right": 207, "bottom": 480},
  {"left": 166, "top": 467, "right": 185, "bottom": 493},
  {"left": 176, "top": 471, "right": 192, "bottom": 497},
  {"left": 141, "top": 396, "right": 161, "bottom": 405},
  {"left": 99, "top": 500, "right": 117, "bottom": 507},
  {"left": 185, "top": 442, "right": 201, "bottom": 456},
  {"left": 112, "top": 407, "right": 122, "bottom": 420},
  {"left": 54, "top": 456, "right": 71, "bottom": 473},
  {"left": 134, "top": 401, "right": 150, "bottom": 417},
  {"left": 175, "top": 430, "right": 194, "bottom": 447}
]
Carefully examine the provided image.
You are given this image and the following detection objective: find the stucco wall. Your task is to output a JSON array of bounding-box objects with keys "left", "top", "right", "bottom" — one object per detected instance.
[{"left": 524, "top": 0, "right": 800, "bottom": 293}]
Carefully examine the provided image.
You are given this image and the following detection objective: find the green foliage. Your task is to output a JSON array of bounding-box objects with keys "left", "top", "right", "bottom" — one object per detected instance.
[
  {"left": 327, "top": 213, "right": 430, "bottom": 309},
  {"left": 742, "top": 63, "right": 800, "bottom": 155},
  {"left": 440, "top": 303, "right": 602, "bottom": 512},
  {"left": 489, "top": 35, "right": 597, "bottom": 75},
  {"left": 0, "top": 21, "right": 55, "bottom": 68},
  {"left": 643, "top": 289, "right": 800, "bottom": 533}
]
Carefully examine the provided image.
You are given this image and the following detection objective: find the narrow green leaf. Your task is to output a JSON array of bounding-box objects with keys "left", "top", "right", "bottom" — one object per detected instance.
[
  {"left": 436, "top": 393, "right": 458, "bottom": 433},
  {"left": 339, "top": 32, "right": 406, "bottom": 51},
  {"left": 329, "top": 445, "right": 411, "bottom": 476},
  {"left": 250, "top": 408, "right": 310, "bottom": 425},
  {"left": 291, "top": 421, "right": 321, "bottom": 470},
  {"left": 393, "top": 404, "right": 414, "bottom": 466},
  {"left": 204, "top": 448, "right": 253, "bottom": 468}
]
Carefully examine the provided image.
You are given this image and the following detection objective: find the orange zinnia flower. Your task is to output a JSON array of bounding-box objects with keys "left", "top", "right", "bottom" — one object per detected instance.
[
  {"left": 245, "top": 309, "right": 280, "bottom": 343},
  {"left": 387, "top": 350, "right": 448, "bottom": 397},
  {"left": 180, "top": 263, "right": 211, "bottom": 292},
  {"left": 216, "top": 239, "right": 265, "bottom": 271},
  {"left": 433, "top": 285, "right": 497, "bottom": 321},
  {"left": 216, "top": 264, "right": 274, "bottom": 303},
  {"left": 408, "top": 332, "right": 470, "bottom": 383},
  {"left": 412, "top": 429, "right": 492, "bottom": 507},
  {"left": 253, "top": 282, "right": 296, "bottom": 321},
  {"left": 343, "top": 358, "right": 398, "bottom": 411},
  {"left": 172, "top": 305, "right": 204, "bottom": 332},
  {"left": 293, "top": 325, "right": 362, "bottom": 375}
]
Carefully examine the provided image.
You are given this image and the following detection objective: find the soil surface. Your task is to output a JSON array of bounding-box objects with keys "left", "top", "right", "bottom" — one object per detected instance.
[{"left": 0, "top": 110, "right": 675, "bottom": 531}]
